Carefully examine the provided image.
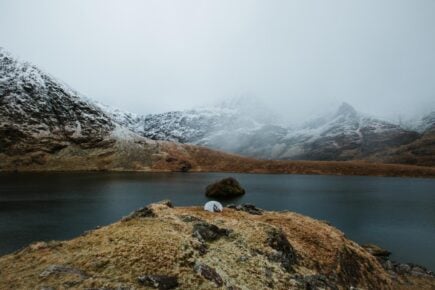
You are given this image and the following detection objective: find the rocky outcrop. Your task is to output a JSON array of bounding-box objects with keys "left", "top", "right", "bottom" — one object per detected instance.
[
  {"left": 362, "top": 244, "right": 435, "bottom": 285},
  {"left": 0, "top": 201, "right": 405, "bottom": 289},
  {"left": 205, "top": 177, "right": 246, "bottom": 198},
  {"left": 192, "top": 221, "right": 230, "bottom": 242},
  {"left": 227, "top": 203, "right": 264, "bottom": 215}
]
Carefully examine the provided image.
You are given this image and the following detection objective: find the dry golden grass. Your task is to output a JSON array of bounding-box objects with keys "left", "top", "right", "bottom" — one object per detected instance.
[
  {"left": 155, "top": 142, "right": 435, "bottom": 178},
  {"left": 1, "top": 138, "right": 434, "bottom": 179},
  {"left": 0, "top": 202, "right": 395, "bottom": 290}
]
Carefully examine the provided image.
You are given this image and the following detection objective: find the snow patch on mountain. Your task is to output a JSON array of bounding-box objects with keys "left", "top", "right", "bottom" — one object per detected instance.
[
  {"left": 1, "top": 47, "right": 430, "bottom": 162},
  {"left": 105, "top": 100, "right": 420, "bottom": 160}
]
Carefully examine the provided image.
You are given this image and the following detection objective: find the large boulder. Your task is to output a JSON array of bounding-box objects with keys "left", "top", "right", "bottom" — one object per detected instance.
[{"left": 205, "top": 177, "right": 246, "bottom": 198}]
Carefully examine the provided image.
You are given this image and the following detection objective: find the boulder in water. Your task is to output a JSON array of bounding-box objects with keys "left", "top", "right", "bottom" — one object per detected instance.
[{"left": 205, "top": 177, "right": 245, "bottom": 198}]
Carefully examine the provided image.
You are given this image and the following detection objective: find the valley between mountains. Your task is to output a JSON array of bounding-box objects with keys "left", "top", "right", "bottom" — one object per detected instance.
[{"left": 1, "top": 48, "right": 434, "bottom": 177}]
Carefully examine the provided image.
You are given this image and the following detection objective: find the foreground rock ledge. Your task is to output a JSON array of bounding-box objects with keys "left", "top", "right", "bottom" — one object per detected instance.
[{"left": 0, "top": 202, "right": 433, "bottom": 290}]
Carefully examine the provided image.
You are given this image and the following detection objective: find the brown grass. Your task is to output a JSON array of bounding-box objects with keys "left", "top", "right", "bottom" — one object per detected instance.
[
  {"left": 1, "top": 139, "right": 434, "bottom": 178},
  {"left": 0, "top": 203, "right": 394, "bottom": 290},
  {"left": 155, "top": 142, "right": 435, "bottom": 178}
]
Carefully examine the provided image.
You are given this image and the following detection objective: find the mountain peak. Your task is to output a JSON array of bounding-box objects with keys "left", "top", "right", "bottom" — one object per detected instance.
[{"left": 336, "top": 102, "right": 357, "bottom": 117}]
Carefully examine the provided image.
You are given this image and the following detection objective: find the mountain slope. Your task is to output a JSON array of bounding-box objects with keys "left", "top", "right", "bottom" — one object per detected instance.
[
  {"left": 370, "top": 112, "right": 435, "bottom": 166},
  {"left": 0, "top": 48, "right": 116, "bottom": 156},
  {"left": 110, "top": 100, "right": 425, "bottom": 164},
  {"left": 1, "top": 48, "right": 434, "bottom": 174},
  {"left": 281, "top": 103, "right": 420, "bottom": 161},
  {"left": 0, "top": 48, "right": 167, "bottom": 171}
]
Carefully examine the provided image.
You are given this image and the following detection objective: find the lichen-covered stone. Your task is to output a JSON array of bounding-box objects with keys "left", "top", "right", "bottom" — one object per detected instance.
[
  {"left": 192, "top": 222, "right": 230, "bottom": 242},
  {"left": 227, "top": 204, "right": 263, "bottom": 215},
  {"left": 194, "top": 263, "right": 223, "bottom": 287},
  {"left": 121, "top": 206, "right": 155, "bottom": 221},
  {"left": 266, "top": 228, "right": 297, "bottom": 271}
]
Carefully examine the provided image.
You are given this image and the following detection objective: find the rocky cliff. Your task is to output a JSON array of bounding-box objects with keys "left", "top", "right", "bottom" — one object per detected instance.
[{"left": 0, "top": 48, "right": 115, "bottom": 155}]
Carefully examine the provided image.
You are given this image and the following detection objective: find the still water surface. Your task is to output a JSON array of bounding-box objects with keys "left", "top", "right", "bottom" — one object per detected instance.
[{"left": 0, "top": 172, "right": 434, "bottom": 269}]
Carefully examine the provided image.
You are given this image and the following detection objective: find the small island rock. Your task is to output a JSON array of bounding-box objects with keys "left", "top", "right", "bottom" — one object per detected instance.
[{"left": 205, "top": 177, "right": 246, "bottom": 198}]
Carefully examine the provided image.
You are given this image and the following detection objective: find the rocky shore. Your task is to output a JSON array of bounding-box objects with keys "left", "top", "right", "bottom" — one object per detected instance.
[{"left": 0, "top": 202, "right": 433, "bottom": 289}]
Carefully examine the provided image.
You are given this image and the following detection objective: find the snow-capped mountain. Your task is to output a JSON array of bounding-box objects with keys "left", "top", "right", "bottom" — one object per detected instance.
[
  {"left": 100, "top": 106, "right": 258, "bottom": 143},
  {"left": 373, "top": 111, "right": 435, "bottom": 166},
  {"left": 0, "top": 48, "right": 254, "bottom": 172},
  {"left": 0, "top": 48, "right": 116, "bottom": 157},
  {"left": 0, "top": 48, "right": 212, "bottom": 172},
  {"left": 98, "top": 96, "right": 283, "bottom": 144},
  {"left": 1, "top": 47, "right": 433, "bottom": 167},
  {"left": 105, "top": 100, "right": 422, "bottom": 161},
  {"left": 279, "top": 103, "right": 420, "bottom": 160},
  {"left": 417, "top": 111, "right": 435, "bottom": 133}
]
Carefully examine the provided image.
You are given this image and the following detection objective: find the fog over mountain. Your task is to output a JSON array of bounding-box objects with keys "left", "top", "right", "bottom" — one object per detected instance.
[
  {"left": 1, "top": 0, "right": 435, "bottom": 123},
  {"left": 1, "top": 46, "right": 434, "bottom": 170}
]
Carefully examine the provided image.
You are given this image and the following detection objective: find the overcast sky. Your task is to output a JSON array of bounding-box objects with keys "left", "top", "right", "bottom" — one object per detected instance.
[{"left": 1, "top": 0, "right": 435, "bottom": 122}]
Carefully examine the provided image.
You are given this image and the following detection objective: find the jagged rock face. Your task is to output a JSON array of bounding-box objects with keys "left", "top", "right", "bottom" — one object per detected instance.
[
  {"left": 288, "top": 104, "right": 420, "bottom": 161},
  {"left": 414, "top": 111, "right": 435, "bottom": 133},
  {"left": 139, "top": 108, "right": 261, "bottom": 145},
  {"left": 0, "top": 48, "right": 115, "bottom": 156},
  {"left": 116, "top": 101, "right": 421, "bottom": 162}
]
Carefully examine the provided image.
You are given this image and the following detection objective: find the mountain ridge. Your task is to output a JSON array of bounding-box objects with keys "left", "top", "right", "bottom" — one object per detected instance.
[
  {"left": 1, "top": 47, "right": 434, "bottom": 171},
  {"left": 103, "top": 99, "right": 432, "bottom": 164}
]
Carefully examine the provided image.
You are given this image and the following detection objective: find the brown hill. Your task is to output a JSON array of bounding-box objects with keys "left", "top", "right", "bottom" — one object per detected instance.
[
  {"left": 1, "top": 134, "right": 435, "bottom": 178},
  {"left": 0, "top": 202, "right": 393, "bottom": 289},
  {"left": 1, "top": 202, "right": 433, "bottom": 289},
  {"left": 370, "top": 129, "right": 435, "bottom": 167}
]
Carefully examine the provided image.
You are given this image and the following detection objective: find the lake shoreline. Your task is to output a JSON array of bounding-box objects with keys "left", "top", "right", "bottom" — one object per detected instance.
[{"left": 1, "top": 160, "right": 435, "bottom": 179}]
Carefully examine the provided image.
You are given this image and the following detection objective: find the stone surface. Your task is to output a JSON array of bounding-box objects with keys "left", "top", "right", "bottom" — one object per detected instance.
[
  {"left": 39, "top": 264, "right": 88, "bottom": 280},
  {"left": 137, "top": 275, "right": 179, "bottom": 289},
  {"left": 227, "top": 204, "right": 263, "bottom": 215},
  {"left": 205, "top": 177, "right": 246, "bottom": 198},
  {"left": 121, "top": 206, "right": 155, "bottom": 221},
  {"left": 194, "top": 263, "right": 223, "bottom": 287},
  {"left": 362, "top": 244, "right": 391, "bottom": 259},
  {"left": 192, "top": 222, "right": 230, "bottom": 242},
  {"left": 266, "top": 229, "right": 297, "bottom": 271}
]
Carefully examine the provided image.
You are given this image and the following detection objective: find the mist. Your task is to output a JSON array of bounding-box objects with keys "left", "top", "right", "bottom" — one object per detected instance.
[{"left": 1, "top": 0, "right": 435, "bottom": 123}]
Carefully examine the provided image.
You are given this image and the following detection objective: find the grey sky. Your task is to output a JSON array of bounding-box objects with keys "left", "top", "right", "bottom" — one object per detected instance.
[{"left": 1, "top": 0, "right": 435, "bottom": 122}]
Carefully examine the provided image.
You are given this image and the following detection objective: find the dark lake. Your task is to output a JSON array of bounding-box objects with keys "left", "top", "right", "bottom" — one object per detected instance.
[{"left": 0, "top": 172, "right": 434, "bottom": 270}]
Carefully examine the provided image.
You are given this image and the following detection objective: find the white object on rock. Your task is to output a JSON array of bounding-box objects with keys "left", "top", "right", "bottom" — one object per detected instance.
[{"left": 204, "top": 201, "right": 223, "bottom": 213}]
